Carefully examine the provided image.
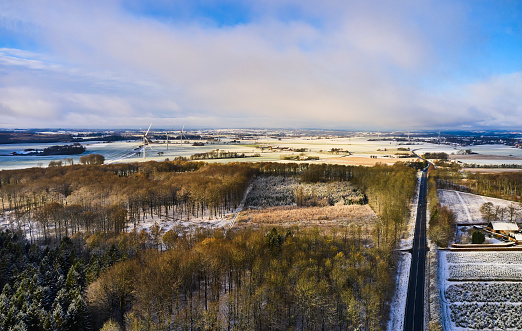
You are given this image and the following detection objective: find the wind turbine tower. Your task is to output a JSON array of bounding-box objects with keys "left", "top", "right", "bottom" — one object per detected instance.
[{"left": 141, "top": 123, "right": 153, "bottom": 159}]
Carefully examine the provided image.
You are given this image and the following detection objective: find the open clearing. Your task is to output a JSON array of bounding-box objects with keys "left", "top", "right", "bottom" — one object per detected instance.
[
  {"left": 438, "top": 189, "right": 517, "bottom": 224},
  {"left": 235, "top": 204, "right": 376, "bottom": 229}
]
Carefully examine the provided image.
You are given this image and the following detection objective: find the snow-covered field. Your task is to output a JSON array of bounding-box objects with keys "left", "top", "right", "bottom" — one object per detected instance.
[
  {"left": 440, "top": 250, "right": 522, "bottom": 330},
  {"left": 438, "top": 189, "right": 517, "bottom": 224},
  {"left": 0, "top": 136, "right": 472, "bottom": 170}
]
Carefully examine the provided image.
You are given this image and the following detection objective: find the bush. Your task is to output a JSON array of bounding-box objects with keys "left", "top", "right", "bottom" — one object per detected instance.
[{"left": 471, "top": 231, "right": 485, "bottom": 244}]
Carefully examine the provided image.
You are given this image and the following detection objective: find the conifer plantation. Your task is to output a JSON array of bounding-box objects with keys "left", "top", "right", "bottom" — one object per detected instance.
[{"left": 0, "top": 161, "right": 416, "bottom": 330}]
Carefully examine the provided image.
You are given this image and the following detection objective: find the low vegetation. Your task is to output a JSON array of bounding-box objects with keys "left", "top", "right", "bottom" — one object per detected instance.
[
  {"left": 236, "top": 205, "right": 376, "bottom": 229},
  {"left": 245, "top": 176, "right": 365, "bottom": 207}
]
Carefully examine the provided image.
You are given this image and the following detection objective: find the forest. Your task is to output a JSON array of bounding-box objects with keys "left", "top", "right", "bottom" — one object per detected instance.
[
  {"left": 433, "top": 166, "right": 522, "bottom": 202},
  {"left": 0, "top": 160, "right": 417, "bottom": 330}
]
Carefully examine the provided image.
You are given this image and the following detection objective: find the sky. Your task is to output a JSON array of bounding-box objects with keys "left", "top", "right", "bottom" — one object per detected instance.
[{"left": 0, "top": 0, "right": 522, "bottom": 130}]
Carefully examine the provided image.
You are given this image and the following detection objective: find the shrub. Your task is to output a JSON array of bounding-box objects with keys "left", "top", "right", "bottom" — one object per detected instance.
[{"left": 471, "top": 231, "right": 485, "bottom": 244}]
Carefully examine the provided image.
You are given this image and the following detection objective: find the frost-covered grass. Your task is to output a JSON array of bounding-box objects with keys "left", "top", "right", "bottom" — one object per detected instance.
[
  {"left": 448, "top": 264, "right": 522, "bottom": 281},
  {"left": 441, "top": 250, "right": 522, "bottom": 330},
  {"left": 438, "top": 189, "right": 516, "bottom": 224},
  {"left": 446, "top": 283, "right": 522, "bottom": 303},
  {"left": 450, "top": 303, "right": 522, "bottom": 329},
  {"left": 245, "top": 176, "right": 364, "bottom": 207},
  {"left": 447, "top": 252, "right": 522, "bottom": 264}
]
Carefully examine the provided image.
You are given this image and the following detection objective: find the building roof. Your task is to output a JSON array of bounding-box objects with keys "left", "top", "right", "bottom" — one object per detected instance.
[
  {"left": 512, "top": 233, "right": 522, "bottom": 241},
  {"left": 490, "top": 221, "right": 519, "bottom": 232}
]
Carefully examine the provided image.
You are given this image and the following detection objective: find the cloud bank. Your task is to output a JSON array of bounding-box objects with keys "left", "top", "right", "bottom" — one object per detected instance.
[{"left": 0, "top": 0, "right": 520, "bottom": 129}]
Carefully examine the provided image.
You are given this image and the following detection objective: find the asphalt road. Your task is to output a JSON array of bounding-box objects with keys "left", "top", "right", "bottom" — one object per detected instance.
[{"left": 404, "top": 168, "right": 428, "bottom": 331}]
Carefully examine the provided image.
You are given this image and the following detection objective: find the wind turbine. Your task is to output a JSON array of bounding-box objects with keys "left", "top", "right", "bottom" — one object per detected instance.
[
  {"left": 180, "top": 124, "right": 185, "bottom": 145},
  {"left": 141, "top": 123, "right": 154, "bottom": 159}
]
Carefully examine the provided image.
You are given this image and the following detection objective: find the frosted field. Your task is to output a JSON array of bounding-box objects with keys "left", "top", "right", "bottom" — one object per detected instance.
[
  {"left": 1, "top": 136, "right": 520, "bottom": 170},
  {"left": 438, "top": 189, "right": 517, "bottom": 224},
  {"left": 0, "top": 136, "right": 424, "bottom": 170},
  {"left": 440, "top": 251, "right": 522, "bottom": 330}
]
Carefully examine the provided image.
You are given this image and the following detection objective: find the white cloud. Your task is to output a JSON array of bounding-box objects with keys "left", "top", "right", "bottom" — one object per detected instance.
[{"left": 0, "top": 0, "right": 519, "bottom": 129}]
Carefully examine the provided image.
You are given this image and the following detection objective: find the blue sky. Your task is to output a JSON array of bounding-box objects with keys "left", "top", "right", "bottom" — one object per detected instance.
[{"left": 0, "top": 0, "right": 521, "bottom": 130}]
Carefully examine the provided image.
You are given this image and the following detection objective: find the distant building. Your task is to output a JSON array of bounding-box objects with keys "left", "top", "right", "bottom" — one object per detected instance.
[{"left": 488, "top": 221, "right": 519, "bottom": 234}]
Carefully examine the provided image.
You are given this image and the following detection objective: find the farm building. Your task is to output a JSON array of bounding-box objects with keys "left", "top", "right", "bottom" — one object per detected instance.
[{"left": 488, "top": 221, "right": 519, "bottom": 234}]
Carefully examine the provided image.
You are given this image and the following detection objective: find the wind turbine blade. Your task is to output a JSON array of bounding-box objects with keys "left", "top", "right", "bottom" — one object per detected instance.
[
  {"left": 145, "top": 123, "right": 152, "bottom": 137},
  {"left": 145, "top": 137, "right": 156, "bottom": 151}
]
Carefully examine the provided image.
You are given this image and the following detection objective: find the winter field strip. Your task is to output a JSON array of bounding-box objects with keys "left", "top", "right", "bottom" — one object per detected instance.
[
  {"left": 441, "top": 251, "right": 522, "bottom": 330},
  {"left": 447, "top": 252, "right": 522, "bottom": 264}
]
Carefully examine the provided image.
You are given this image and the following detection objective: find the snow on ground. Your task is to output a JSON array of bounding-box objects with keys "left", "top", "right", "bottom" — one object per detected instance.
[
  {"left": 455, "top": 225, "right": 504, "bottom": 244},
  {"left": 387, "top": 171, "right": 421, "bottom": 331},
  {"left": 131, "top": 183, "right": 255, "bottom": 235},
  {"left": 399, "top": 171, "right": 422, "bottom": 250},
  {"left": 439, "top": 189, "right": 517, "bottom": 224},
  {"left": 387, "top": 252, "right": 411, "bottom": 331},
  {"left": 128, "top": 212, "right": 234, "bottom": 236},
  {"left": 439, "top": 250, "right": 522, "bottom": 330}
]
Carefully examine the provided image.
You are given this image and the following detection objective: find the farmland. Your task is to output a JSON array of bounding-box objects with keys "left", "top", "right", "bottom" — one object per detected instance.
[{"left": 441, "top": 251, "right": 522, "bottom": 330}]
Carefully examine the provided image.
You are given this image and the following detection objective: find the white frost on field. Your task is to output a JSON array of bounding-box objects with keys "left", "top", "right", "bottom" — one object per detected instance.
[
  {"left": 387, "top": 252, "right": 411, "bottom": 331},
  {"left": 438, "top": 189, "right": 518, "bottom": 224},
  {"left": 440, "top": 250, "right": 522, "bottom": 330}
]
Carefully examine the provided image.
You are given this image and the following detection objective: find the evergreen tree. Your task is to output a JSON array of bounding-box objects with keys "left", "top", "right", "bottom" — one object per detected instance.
[{"left": 52, "top": 303, "right": 65, "bottom": 331}]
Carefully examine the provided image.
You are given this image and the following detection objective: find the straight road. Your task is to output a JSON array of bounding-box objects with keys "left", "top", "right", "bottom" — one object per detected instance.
[{"left": 404, "top": 168, "right": 428, "bottom": 331}]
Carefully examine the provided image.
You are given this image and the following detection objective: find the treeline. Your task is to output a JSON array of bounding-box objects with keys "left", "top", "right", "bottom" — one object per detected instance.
[
  {"left": 88, "top": 226, "right": 395, "bottom": 330},
  {"left": 423, "top": 152, "right": 448, "bottom": 160},
  {"left": 463, "top": 163, "right": 522, "bottom": 169},
  {"left": 79, "top": 154, "right": 105, "bottom": 165},
  {"left": 434, "top": 167, "right": 522, "bottom": 202},
  {"left": 466, "top": 172, "right": 522, "bottom": 202},
  {"left": 427, "top": 176, "right": 456, "bottom": 247},
  {"left": 190, "top": 150, "right": 246, "bottom": 160},
  {"left": 41, "top": 143, "right": 86, "bottom": 156}
]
